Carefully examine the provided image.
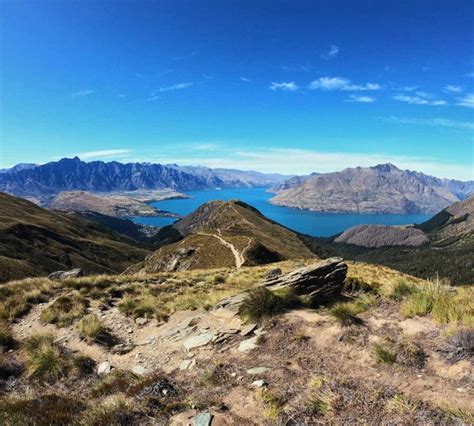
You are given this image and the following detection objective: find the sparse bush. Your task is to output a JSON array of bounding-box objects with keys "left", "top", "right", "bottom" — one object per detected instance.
[
  {"left": 445, "top": 328, "right": 474, "bottom": 362},
  {"left": 78, "top": 314, "right": 104, "bottom": 343},
  {"left": 40, "top": 292, "right": 88, "bottom": 326},
  {"left": 374, "top": 343, "right": 397, "bottom": 364},
  {"left": 212, "top": 274, "right": 226, "bottom": 284},
  {"left": 396, "top": 339, "right": 426, "bottom": 369},
  {"left": 23, "top": 333, "right": 68, "bottom": 381}
]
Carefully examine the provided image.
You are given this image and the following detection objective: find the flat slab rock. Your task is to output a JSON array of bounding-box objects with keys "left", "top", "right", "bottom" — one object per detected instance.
[{"left": 183, "top": 333, "right": 214, "bottom": 350}]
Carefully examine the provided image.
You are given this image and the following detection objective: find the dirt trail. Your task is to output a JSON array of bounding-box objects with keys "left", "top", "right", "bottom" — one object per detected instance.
[{"left": 198, "top": 230, "right": 249, "bottom": 268}]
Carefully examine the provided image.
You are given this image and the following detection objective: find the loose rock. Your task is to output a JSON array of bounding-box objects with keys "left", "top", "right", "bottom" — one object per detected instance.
[{"left": 97, "top": 361, "right": 111, "bottom": 375}]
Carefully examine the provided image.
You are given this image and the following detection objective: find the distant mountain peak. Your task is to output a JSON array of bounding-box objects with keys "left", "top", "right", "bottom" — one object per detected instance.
[{"left": 371, "top": 163, "right": 399, "bottom": 172}]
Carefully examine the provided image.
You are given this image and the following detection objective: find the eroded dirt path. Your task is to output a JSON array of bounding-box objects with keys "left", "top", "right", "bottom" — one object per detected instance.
[{"left": 198, "top": 230, "right": 249, "bottom": 268}]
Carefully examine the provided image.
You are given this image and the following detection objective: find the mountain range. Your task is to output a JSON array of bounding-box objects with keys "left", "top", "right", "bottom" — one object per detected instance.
[
  {"left": 270, "top": 163, "right": 474, "bottom": 214},
  {"left": 0, "top": 157, "right": 288, "bottom": 200}
]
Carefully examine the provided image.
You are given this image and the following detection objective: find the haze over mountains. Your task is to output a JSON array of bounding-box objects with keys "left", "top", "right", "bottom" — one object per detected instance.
[
  {"left": 2, "top": 158, "right": 473, "bottom": 216},
  {"left": 270, "top": 163, "right": 474, "bottom": 214}
]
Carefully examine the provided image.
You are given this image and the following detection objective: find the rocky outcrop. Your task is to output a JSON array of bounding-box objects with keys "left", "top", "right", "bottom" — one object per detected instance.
[
  {"left": 334, "top": 224, "right": 429, "bottom": 248},
  {"left": 270, "top": 163, "right": 472, "bottom": 214},
  {"left": 215, "top": 258, "right": 347, "bottom": 311},
  {"left": 48, "top": 268, "right": 84, "bottom": 280}
]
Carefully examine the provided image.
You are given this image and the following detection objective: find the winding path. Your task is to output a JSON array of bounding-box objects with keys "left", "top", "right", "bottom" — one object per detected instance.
[{"left": 198, "top": 230, "right": 250, "bottom": 268}]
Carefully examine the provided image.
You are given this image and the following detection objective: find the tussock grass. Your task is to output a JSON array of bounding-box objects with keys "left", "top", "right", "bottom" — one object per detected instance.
[
  {"left": 385, "top": 394, "right": 419, "bottom": 414},
  {"left": 374, "top": 343, "right": 397, "bottom": 364},
  {"left": 23, "top": 333, "right": 68, "bottom": 382},
  {"left": 308, "top": 375, "right": 338, "bottom": 416},
  {"left": 40, "top": 292, "right": 88, "bottom": 326},
  {"left": 91, "top": 369, "right": 139, "bottom": 397},
  {"left": 385, "top": 279, "right": 418, "bottom": 301},
  {"left": 82, "top": 395, "right": 135, "bottom": 425},
  {"left": 77, "top": 314, "right": 104, "bottom": 342},
  {"left": 329, "top": 303, "right": 362, "bottom": 326},
  {"left": 0, "top": 321, "right": 15, "bottom": 350},
  {"left": 259, "top": 389, "right": 285, "bottom": 420},
  {"left": 401, "top": 277, "right": 473, "bottom": 326},
  {"left": 239, "top": 287, "right": 299, "bottom": 322}
]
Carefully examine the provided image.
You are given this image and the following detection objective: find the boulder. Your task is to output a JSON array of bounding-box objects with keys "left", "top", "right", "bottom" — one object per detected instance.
[
  {"left": 261, "top": 257, "right": 347, "bottom": 302},
  {"left": 183, "top": 333, "right": 214, "bottom": 350},
  {"left": 48, "top": 268, "right": 83, "bottom": 280},
  {"left": 265, "top": 267, "right": 282, "bottom": 279}
]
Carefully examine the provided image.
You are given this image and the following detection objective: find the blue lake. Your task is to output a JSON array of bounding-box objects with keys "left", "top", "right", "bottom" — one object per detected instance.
[{"left": 130, "top": 187, "right": 432, "bottom": 237}]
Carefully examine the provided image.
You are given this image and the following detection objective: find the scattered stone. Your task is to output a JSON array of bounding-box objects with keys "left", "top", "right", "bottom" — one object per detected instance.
[
  {"left": 135, "top": 317, "right": 148, "bottom": 326},
  {"left": 238, "top": 336, "right": 258, "bottom": 352},
  {"left": 133, "top": 365, "right": 147, "bottom": 376},
  {"left": 183, "top": 333, "right": 214, "bottom": 350},
  {"left": 48, "top": 268, "right": 83, "bottom": 280},
  {"left": 110, "top": 343, "right": 134, "bottom": 355},
  {"left": 265, "top": 267, "right": 282, "bottom": 279},
  {"left": 240, "top": 323, "right": 257, "bottom": 336},
  {"left": 97, "top": 361, "right": 111, "bottom": 375},
  {"left": 251, "top": 379, "right": 267, "bottom": 388},
  {"left": 193, "top": 411, "right": 213, "bottom": 426},
  {"left": 180, "top": 359, "right": 194, "bottom": 371},
  {"left": 246, "top": 367, "right": 270, "bottom": 375},
  {"left": 254, "top": 328, "right": 266, "bottom": 336},
  {"left": 213, "top": 333, "right": 235, "bottom": 344}
]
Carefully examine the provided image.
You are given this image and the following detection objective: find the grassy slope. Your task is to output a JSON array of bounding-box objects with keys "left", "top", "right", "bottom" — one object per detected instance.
[{"left": 0, "top": 193, "right": 150, "bottom": 282}]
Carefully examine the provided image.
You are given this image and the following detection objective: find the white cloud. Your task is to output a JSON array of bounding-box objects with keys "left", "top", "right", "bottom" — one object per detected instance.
[
  {"left": 156, "top": 147, "right": 472, "bottom": 180},
  {"left": 71, "top": 89, "right": 94, "bottom": 97},
  {"left": 465, "top": 72, "right": 474, "bottom": 78},
  {"left": 72, "top": 149, "right": 132, "bottom": 160},
  {"left": 240, "top": 77, "right": 251, "bottom": 82},
  {"left": 320, "top": 45, "right": 339, "bottom": 59},
  {"left": 393, "top": 94, "right": 446, "bottom": 106},
  {"left": 158, "top": 82, "right": 193, "bottom": 92},
  {"left": 415, "top": 91, "right": 433, "bottom": 98},
  {"left": 346, "top": 95, "right": 375, "bottom": 103},
  {"left": 395, "top": 86, "right": 418, "bottom": 92},
  {"left": 269, "top": 81, "right": 299, "bottom": 91},
  {"left": 384, "top": 116, "right": 474, "bottom": 131},
  {"left": 308, "top": 77, "right": 380, "bottom": 91},
  {"left": 144, "top": 94, "right": 160, "bottom": 102},
  {"left": 443, "top": 85, "right": 462, "bottom": 93},
  {"left": 457, "top": 93, "right": 474, "bottom": 108}
]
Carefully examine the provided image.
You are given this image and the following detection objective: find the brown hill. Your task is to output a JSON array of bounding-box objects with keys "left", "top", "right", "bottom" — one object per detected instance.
[
  {"left": 128, "top": 200, "right": 315, "bottom": 273},
  {"left": 0, "top": 193, "right": 150, "bottom": 282}
]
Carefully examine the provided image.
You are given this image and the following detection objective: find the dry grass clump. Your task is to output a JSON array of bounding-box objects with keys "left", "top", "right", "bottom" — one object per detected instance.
[
  {"left": 259, "top": 389, "right": 285, "bottom": 420},
  {"left": 91, "top": 369, "right": 139, "bottom": 397},
  {"left": 239, "top": 287, "right": 298, "bottom": 322},
  {"left": 40, "top": 292, "right": 88, "bottom": 326},
  {"left": 384, "top": 279, "right": 418, "bottom": 301},
  {"left": 401, "top": 277, "right": 473, "bottom": 326},
  {"left": 0, "top": 393, "right": 85, "bottom": 425},
  {"left": 373, "top": 343, "right": 397, "bottom": 364},
  {"left": 22, "top": 333, "right": 68, "bottom": 382},
  {"left": 307, "top": 375, "right": 339, "bottom": 416},
  {"left": 77, "top": 314, "right": 104, "bottom": 343},
  {"left": 119, "top": 295, "right": 169, "bottom": 321},
  {"left": 444, "top": 328, "right": 474, "bottom": 362},
  {"left": 0, "top": 321, "right": 15, "bottom": 350},
  {"left": 82, "top": 394, "right": 136, "bottom": 425},
  {"left": 385, "top": 394, "right": 419, "bottom": 414}
]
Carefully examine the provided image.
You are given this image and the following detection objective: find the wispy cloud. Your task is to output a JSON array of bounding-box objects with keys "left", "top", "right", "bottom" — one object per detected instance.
[
  {"left": 393, "top": 94, "right": 446, "bottom": 106},
  {"left": 321, "top": 45, "right": 339, "bottom": 59},
  {"left": 465, "top": 72, "right": 474, "bottom": 78},
  {"left": 269, "top": 81, "right": 299, "bottom": 91},
  {"left": 383, "top": 116, "right": 474, "bottom": 131},
  {"left": 71, "top": 89, "right": 94, "bottom": 97},
  {"left": 308, "top": 77, "right": 380, "bottom": 91},
  {"left": 346, "top": 95, "right": 375, "bottom": 103},
  {"left": 73, "top": 149, "right": 132, "bottom": 160},
  {"left": 240, "top": 77, "right": 251, "bottom": 82},
  {"left": 202, "top": 74, "right": 213, "bottom": 80},
  {"left": 144, "top": 94, "right": 160, "bottom": 102},
  {"left": 457, "top": 93, "right": 474, "bottom": 108},
  {"left": 395, "top": 86, "right": 418, "bottom": 92},
  {"left": 443, "top": 85, "right": 462, "bottom": 93},
  {"left": 158, "top": 82, "right": 193, "bottom": 92},
  {"left": 156, "top": 147, "right": 472, "bottom": 180}
]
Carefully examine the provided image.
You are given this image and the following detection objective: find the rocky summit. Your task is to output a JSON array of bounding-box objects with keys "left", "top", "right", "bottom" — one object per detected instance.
[{"left": 270, "top": 163, "right": 473, "bottom": 214}]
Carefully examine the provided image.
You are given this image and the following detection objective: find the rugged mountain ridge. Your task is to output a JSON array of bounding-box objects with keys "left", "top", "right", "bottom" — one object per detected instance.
[
  {"left": 0, "top": 193, "right": 150, "bottom": 282},
  {"left": 127, "top": 199, "right": 315, "bottom": 273},
  {"left": 0, "top": 157, "right": 287, "bottom": 200},
  {"left": 270, "top": 164, "right": 473, "bottom": 214}
]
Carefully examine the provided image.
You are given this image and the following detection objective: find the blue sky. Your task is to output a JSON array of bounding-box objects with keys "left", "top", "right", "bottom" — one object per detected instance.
[{"left": 1, "top": 0, "right": 473, "bottom": 179}]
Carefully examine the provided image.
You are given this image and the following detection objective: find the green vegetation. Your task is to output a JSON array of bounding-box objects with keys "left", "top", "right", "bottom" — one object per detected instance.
[
  {"left": 259, "top": 389, "right": 285, "bottom": 420},
  {"left": 77, "top": 314, "right": 104, "bottom": 342},
  {"left": 373, "top": 343, "right": 397, "bottom": 364},
  {"left": 239, "top": 287, "right": 299, "bottom": 322},
  {"left": 40, "top": 292, "right": 88, "bottom": 326},
  {"left": 23, "top": 333, "right": 68, "bottom": 382},
  {"left": 91, "top": 369, "right": 139, "bottom": 397},
  {"left": 0, "top": 321, "right": 15, "bottom": 350}
]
